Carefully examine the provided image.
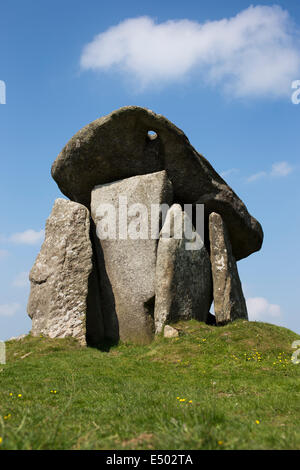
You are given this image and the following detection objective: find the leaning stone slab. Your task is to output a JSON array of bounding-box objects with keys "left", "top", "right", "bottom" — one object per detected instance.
[
  {"left": 27, "top": 198, "right": 104, "bottom": 345},
  {"left": 51, "top": 106, "right": 263, "bottom": 260},
  {"left": 154, "top": 204, "right": 212, "bottom": 334},
  {"left": 209, "top": 212, "right": 248, "bottom": 325},
  {"left": 91, "top": 170, "right": 173, "bottom": 344}
]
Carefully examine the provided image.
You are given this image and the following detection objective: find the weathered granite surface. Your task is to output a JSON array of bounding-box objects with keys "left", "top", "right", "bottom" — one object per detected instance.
[
  {"left": 91, "top": 171, "right": 173, "bottom": 344},
  {"left": 154, "top": 204, "right": 212, "bottom": 333},
  {"left": 27, "top": 198, "right": 103, "bottom": 345},
  {"left": 51, "top": 106, "right": 263, "bottom": 261},
  {"left": 209, "top": 212, "right": 248, "bottom": 325}
]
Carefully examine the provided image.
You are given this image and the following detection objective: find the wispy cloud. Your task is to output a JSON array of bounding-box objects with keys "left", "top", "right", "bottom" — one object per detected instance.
[
  {"left": 12, "top": 272, "right": 29, "bottom": 288},
  {"left": 10, "top": 229, "right": 44, "bottom": 245},
  {"left": 220, "top": 168, "right": 239, "bottom": 179},
  {"left": 246, "top": 297, "right": 282, "bottom": 322},
  {"left": 247, "top": 171, "right": 268, "bottom": 183},
  {"left": 0, "top": 302, "right": 21, "bottom": 317},
  {"left": 81, "top": 6, "right": 300, "bottom": 98},
  {"left": 247, "top": 161, "right": 293, "bottom": 182},
  {"left": 270, "top": 161, "right": 293, "bottom": 177}
]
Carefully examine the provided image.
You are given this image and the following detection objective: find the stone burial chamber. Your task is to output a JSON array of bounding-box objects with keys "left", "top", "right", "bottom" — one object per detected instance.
[{"left": 27, "top": 106, "right": 263, "bottom": 347}]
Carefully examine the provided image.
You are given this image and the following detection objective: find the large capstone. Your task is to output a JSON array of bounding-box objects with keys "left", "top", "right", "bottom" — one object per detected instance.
[
  {"left": 154, "top": 204, "right": 212, "bottom": 333},
  {"left": 90, "top": 170, "right": 173, "bottom": 344},
  {"left": 27, "top": 198, "right": 104, "bottom": 345},
  {"left": 209, "top": 212, "right": 248, "bottom": 325},
  {"left": 51, "top": 106, "right": 263, "bottom": 260}
]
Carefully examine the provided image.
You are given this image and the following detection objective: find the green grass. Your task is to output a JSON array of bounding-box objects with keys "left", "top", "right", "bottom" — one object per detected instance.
[{"left": 0, "top": 320, "right": 299, "bottom": 450}]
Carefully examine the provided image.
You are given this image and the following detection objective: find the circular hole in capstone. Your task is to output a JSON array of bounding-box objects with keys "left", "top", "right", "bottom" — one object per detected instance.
[{"left": 147, "top": 130, "right": 158, "bottom": 140}]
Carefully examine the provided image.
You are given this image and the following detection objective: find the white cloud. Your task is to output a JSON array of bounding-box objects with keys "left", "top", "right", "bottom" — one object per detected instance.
[
  {"left": 80, "top": 6, "right": 300, "bottom": 98},
  {"left": 270, "top": 161, "right": 293, "bottom": 177},
  {"left": 10, "top": 229, "right": 44, "bottom": 245},
  {"left": 0, "top": 302, "right": 21, "bottom": 317},
  {"left": 246, "top": 297, "right": 282, "bottom": 322},
  {"left": 12, "top": 271, "right": 29, "bottom": 288},
  {"left": 247, "top": 161, "right": 293, "bottom": 182}
]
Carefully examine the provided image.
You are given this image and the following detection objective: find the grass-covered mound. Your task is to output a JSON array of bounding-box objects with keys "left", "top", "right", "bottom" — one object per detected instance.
[{"left": 0, "top": 320, "right": 299, "bottom": 450}]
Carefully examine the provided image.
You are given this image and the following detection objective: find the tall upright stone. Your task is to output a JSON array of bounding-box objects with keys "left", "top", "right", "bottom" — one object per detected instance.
[
  {"left": 27, "top": 198, "right": 104, "bottom": 345},
  {"left": 154, "top": 204, "right": 212, "bottom": 333},
  {"left": 90, "top": 170, "right": 173, "bottom": 344},
  {"left": 209, "top": 212, "right": 248, "bottom": 325}
]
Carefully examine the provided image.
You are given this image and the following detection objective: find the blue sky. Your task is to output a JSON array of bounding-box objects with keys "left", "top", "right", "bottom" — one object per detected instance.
[{"left": 0, "top": 0, "right": 300, "bottom": 340}]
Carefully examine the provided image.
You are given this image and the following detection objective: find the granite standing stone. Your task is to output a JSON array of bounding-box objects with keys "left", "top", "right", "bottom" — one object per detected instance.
[
  {"left": 90, "top": 170, "right": 173, "bottom": 344},
  {"left": 209, "top": 212, "right": 248, "bottom": 325},
  {"left": 154, "top": 204, "right": 212, "bottom": 333},
  {"left": 27, "top": 198, "right": 104, "bottom": 345}
]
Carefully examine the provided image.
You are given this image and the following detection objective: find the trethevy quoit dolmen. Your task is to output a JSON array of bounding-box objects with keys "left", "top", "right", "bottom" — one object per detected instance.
[{"left": 27, "top": 106, "right": 263, "bottom": 346}]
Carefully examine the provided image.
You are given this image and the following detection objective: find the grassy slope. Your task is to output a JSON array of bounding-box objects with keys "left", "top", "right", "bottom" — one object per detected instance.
[{"left": 0, "top": 320, "right": 299, "bottom": 450}]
